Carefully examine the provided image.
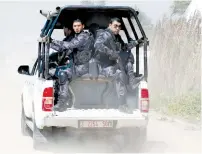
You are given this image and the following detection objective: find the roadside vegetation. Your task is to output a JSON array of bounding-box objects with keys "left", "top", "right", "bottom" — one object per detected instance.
[{"left": 149, "top": 8, "right": 201, "bottom": 122}]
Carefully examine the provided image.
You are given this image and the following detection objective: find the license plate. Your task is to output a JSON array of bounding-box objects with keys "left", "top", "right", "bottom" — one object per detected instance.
[{"left": 79, "top": 120, "right": 113, "bottom": 128}]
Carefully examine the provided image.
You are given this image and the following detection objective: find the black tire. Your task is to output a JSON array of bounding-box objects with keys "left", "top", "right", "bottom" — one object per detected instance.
[
  {"left": 21, "top": 104, "right": 29, "bottom": 136},
  {"left": 135, "top": 127, "right": 147, "bottom": 152},
  {"left": 32, "top": 104, "right": 53, "bottom": 151},
  {"left": 122, "top": 127, "right": 147, "bottom": 152},
  {"left": 110, "top": 133, "right": 125, "bottom": 152},
  {"left": 33, "top": 120, "right": 53, "bottom": 151}
]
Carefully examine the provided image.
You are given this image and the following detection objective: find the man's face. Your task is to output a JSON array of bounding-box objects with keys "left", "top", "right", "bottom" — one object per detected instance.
[
  {"left": 64, "top": 27, "right": 71, "bottom": 36},
  {"left": 73, "top": 21, "right": 84, "bottom": 33},
  {"left": 109, "top": 21, "right": 121, "bottom": 35}
]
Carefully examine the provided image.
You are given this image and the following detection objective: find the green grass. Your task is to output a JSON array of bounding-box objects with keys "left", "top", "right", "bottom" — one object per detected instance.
[{"left": 151, "top": 92, "right": 201, "bottom": 122}]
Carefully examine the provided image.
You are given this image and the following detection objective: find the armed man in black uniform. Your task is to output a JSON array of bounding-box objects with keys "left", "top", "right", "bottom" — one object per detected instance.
[
  {"left": 56, "top": 25, "right": 74, "bottom": 66},
  {"left": 94, "top": 17, "right": 143, "bottom": 113},
  {"left": 47, "top": 19, "right": 94, "bottom": 112}
]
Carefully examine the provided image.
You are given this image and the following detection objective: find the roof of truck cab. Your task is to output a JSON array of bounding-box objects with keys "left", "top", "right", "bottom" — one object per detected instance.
[
  {"left": 54, "top": 5, "right": 139, "bottom": 29},
  {"left": 58, "top": 5, "right": 138, "bottom": 17},
  {"left": 60, "top": 5, "right": 137, "bottom": 11}
]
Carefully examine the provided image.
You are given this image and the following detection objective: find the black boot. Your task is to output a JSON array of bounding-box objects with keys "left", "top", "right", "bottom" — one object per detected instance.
[
  {"left": 115, "top": 77, "right": 133, "bottom": 114},
  {"left": 53, "top": 71, "right": 70, "bottom": 112},
  {"left": 53, "top": 82, "right": 69, "bottom": 112},
  {"left": 129, "top": 73, "right": 144, "bottom": 90},
  {"left": 126, "top": 62, "right": 143, "bottom": 90}
]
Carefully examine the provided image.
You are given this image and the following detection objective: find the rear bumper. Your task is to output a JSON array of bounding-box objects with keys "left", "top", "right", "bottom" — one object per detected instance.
[{"left": 41, "top": 109, "right": 148, "bottom": 129}]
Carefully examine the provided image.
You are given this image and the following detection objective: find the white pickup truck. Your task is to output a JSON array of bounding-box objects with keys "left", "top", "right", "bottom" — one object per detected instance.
[{"left": 18, "top": 5, "right": 150, "bottom": 152}]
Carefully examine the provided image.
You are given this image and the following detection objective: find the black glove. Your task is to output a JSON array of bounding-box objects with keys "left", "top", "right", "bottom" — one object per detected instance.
[{"left": 137, "top": 37, "right": 144, "bottom": 44}]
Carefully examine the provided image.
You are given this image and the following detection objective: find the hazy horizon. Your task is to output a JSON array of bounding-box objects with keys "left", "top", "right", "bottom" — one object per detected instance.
[{"left": 0, "top": 0, "right": 173, "bottom": 68}]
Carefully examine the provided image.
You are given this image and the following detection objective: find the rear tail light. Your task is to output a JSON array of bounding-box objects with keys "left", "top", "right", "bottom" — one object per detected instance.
[
  {"left": 140, "top": 88, "right": 149, "bottom": 112},
  {"left": 42, "top": 87, "right": 54, "bottom": 112}
]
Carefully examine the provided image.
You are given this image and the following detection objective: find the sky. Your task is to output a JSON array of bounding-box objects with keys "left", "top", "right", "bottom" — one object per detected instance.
[
  {"left": 107, "top": 0, "right": 173, "bottom": 23},
  {"left": 0, "top": 0, "right": 173, "bottom": 41},
  {"left": 0, "top": 0, "right": 174, "bottom": 68}
]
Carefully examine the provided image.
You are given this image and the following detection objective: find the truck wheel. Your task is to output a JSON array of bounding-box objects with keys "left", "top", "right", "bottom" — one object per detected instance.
[
  {"left": 21, "top": 105, "right": 29, "bottom": 136},
  {"left": 123, "top": 127, "right": 147, "bottom": 152},
  {"left": 33, "top": 120, "right": 53, "bottom": 151},
  {"left": 135, "top": 127, "right": 147, "bottom": 152}
]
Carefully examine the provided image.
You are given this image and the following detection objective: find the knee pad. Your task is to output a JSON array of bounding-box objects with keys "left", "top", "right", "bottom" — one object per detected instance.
[{"left": 58, "top": 71, "right": 69, "bottom": 85}]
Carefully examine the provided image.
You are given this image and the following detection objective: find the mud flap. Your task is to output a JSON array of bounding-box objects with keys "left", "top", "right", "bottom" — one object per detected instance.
[
  {"left": 33, "top": 119, "right": 53, "bottom": 151},
  {"left": 32, "top": 103, "right": 54, "bottom": 151},
  {"left": 21, "top": 105, "right": 29, "bottom": 136}
]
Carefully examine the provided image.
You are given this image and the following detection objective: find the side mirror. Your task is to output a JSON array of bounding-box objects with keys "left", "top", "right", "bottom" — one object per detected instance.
[{"left": 17, "top": 65, "right": 30, "bottom": 75}]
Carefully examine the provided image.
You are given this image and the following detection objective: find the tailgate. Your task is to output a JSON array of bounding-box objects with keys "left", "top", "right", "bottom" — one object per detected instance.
[{"left": 44, "top": 109, "right": 148, "bottom": 128}]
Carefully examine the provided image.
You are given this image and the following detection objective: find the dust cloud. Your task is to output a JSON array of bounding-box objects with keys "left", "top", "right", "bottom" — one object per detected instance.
[{"left": 0, "top": 1, "right": 201, "bottom": 154}]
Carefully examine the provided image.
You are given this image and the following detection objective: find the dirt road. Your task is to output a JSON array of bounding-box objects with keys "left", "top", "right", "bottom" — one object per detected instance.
[{"left": 0, "top": 73, "right": 201, "bottom": 154}]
